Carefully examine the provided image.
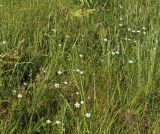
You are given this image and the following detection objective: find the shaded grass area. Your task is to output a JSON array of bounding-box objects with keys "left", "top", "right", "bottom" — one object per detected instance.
[{"left": 0, "top": 0, "right": 160, "bottom": 133}]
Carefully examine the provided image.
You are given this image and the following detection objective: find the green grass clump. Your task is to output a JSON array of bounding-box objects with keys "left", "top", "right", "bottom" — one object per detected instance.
[{"left": 0, "top": 0, "right": 160, "bottom": 133}]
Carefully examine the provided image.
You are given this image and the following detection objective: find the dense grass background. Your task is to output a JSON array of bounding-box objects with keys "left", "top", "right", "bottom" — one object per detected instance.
[{"left": 0, "top": 0, "right": 160, "bottom": 133}]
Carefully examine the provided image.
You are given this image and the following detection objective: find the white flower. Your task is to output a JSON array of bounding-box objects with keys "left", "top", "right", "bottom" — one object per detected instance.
[
  {"left": 136, "top": 30, "right": 141, "bottom": 33},
  {"left": 76, "top": 92, "right": 79, "bottom": 95},
  {"left": 76, "top": 69, "right": 80, "bottom": 72},
  {"left": 111, "top": 52, "right": 115, "bottom": 55},
  {"left": 17, "top": 94, "right": 22, "bottom": 98},
  {"left": 132, "top": 30, "right": 136, "bottom": 33},
  {"left": 85, "top": 113, "right": 91, "bottom": 118},
  {"left": 128, "top": 28, "right": 131, "bottom": 31},
  {"left": 119, "top": 4, "right": 123, "bottom": 8},
  {"left": 93, "top": 73, "right": 95, "bottom": 76},
  {"left": 23, "top": 82, "right": 28, "bottom": 86},
  {"left": 104, "top": 38, "right": 108, "bottom": 42},
  {"left": 46, "top": 119, "right": 51, "bottom": 124},
  {"left": 79, "top": 54, "right": 83, "bottom": 58},
  {"left": 134, "top": 40, "right": 137, "bottom": 43},
  {"left": 57, "top": 71, "right": 62, "bottom": 75},
  {"left": 128, "top": 60, "right": 133, "bottom": 64},
  {"left": 120, "top": 17, "right": 122, "bottom": 20},
  {"left": 119, "top": 24, "right": 123, "bottom": 27},
  {"left": 115, "top": 51, "right": 119, "bottom": 54},
  {"left": 80, "top": 71, "right": 84, "bottom": 75},
  {"left": 80, "top": 101, "right": 84, "bottom": 104},
  {"left": 64, "top": 81, "right": 68, "bottom": 85},
  {"left": 66, "top": 35, "right": 70, "bottom": 38},
  {"left": 2, "top": 41, "right": 7, "bottom": 44},
  {"left": 143, "top": 31, "right": 146, "bottom": 35},
  {"left": 55, "top": 120, "right": 61, "bottom": 125},
  {"left": 74, "top": 102, "right": 80, "bottom": 108},
  {"left": 54, "top": 83, "right": 60, "bottom": 89},
  {"left": 58, "top": 44, "right": 62, "bottom": 47},
  {"left": 142, "top": 27, "right": 146, "bottom": 30}
]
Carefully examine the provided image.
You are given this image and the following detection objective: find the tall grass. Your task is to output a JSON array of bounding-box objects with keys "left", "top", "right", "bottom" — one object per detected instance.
[{"left": 0, "top": 0, "right": 160, "bottom": 133}]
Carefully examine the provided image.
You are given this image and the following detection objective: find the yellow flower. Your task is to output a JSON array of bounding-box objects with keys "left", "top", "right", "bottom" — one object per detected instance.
[
  {"left": 71, "top": 8, "right": 96, "bottom": 18},
  {"left": 72, "top": 9, "right": 83, "bottom": 17}
]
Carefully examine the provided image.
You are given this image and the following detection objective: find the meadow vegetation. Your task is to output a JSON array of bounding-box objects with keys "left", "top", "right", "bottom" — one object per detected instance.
[{"left": 0, "top": 0, "right": 160, "bottom": 133}]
